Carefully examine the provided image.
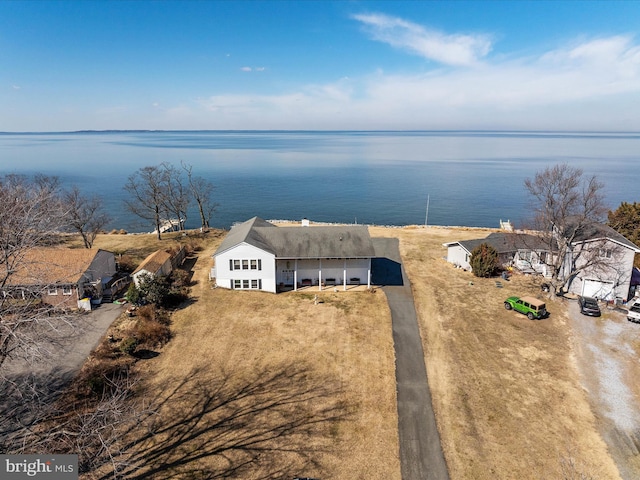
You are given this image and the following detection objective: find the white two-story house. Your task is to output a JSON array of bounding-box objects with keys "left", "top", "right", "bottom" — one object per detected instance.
[
  {"left": 559, "top": 222, "right": 640, "bottom": 301},
  {"left": 212, "top": 217, "right": 376, "bottom": 293}
]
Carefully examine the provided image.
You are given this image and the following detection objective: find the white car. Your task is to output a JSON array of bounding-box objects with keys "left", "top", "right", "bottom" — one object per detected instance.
[{"left": 628, "top": 302, "right": 640, "bottom": 323}]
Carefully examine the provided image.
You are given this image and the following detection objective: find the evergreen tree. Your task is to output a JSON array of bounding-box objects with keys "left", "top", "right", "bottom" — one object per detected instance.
[
  {"left": 470, "top": 243, "right": 500, "bottom": 278},
  {"left": 608, "top": 201, "right": 640, "bottom": 267}
]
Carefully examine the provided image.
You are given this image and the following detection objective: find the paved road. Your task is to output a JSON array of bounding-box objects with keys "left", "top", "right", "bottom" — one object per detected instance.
[
  {"left": 58, "top": 302, "right": 125, "bottom": 374},
  {"left": 373, "top": 238, "right": 450, "bottom": 480},
  {"left": 1, "top": 302, "right": 124, "bottom": 443}
]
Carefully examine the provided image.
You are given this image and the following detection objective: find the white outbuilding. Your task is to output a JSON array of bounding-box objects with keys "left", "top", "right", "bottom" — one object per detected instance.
[{"left": 212, "top": 217, "right": 376, "bottom": 293}]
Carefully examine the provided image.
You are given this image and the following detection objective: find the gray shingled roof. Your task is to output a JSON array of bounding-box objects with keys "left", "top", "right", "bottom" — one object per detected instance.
[
  {"left": 567, "top": 221, "right": 640, "bottom": 252},
  {"left": 455, "top": 232, "right": 550, "bottom": 255},
  {"left": 214, "top": 217, "right": 375, "bottom": 259}
]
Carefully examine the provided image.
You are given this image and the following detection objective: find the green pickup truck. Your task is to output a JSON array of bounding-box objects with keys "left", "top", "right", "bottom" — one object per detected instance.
[{"left": 504, "top": 296, "right": 547, "bottom": 320}]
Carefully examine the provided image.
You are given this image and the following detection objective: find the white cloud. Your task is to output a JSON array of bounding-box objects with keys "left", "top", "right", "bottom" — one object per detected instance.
[
  {"left": 352, "top": 12, "right": 493, "bottom": 66},
  {"left": 241, "top": 66, "right": 252, "bottom": 72},
  {"left": 12, "top": 85, "right": 21, "bottom": 90},
  {"left": 190, "top": 34, "right": 640, "bottom": 131}
]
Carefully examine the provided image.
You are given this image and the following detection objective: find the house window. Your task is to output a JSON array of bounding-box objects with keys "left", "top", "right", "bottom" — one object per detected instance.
[
  {"left": 520, "top": 251, "right": 531, "bottom": 262},
  {"left": 62, "top": 286, "right": 73, "bottom": 296},
  {"left": 250, "top": 259, "right": 262, "bottom": 270},
  {"left": 600, "top": 249, "right": 612, "bottom": 258},
  {"left": 233, "top": 279, "right": 262, "bottom": 290},
  {"left": 48, "top": 286, "right": 58, "bottom": 295},
  {"left": 231, "top": 259, "right": 262, "bottom": 271}
]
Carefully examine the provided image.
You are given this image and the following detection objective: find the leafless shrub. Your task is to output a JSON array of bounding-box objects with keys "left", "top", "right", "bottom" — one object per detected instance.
[
  {"left": 134, "top": 320, "right": 171, "bottom": 349},
  {"left": 168, "top": 268, "right": 191, "bottom": 289},
  {"left": 134, "top": 305, "right": 157, "bottom": 322},
  {"left": 115, "top": 255, "right": 137, "bottom": 274}
]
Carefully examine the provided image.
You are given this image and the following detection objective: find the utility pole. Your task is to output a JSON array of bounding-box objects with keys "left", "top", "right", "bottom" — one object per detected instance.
[{"left": 425, "top": 194, "right": 430, "bottom": 227}]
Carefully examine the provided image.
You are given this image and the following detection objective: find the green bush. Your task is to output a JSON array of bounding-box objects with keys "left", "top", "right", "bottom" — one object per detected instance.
[
  {"left": 119, "top": 337, "right": 139, "bottom": 356},
  {"left": 470, "top": 242, "right": 500, "bottom": 278},
  {"left": 125, "top": 282, "right": 141, "bottom": 304}
]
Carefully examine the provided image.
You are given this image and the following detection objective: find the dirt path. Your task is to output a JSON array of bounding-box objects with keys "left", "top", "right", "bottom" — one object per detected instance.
[{"left": 568, "top": 300, "right": 640, "bottom": 479}]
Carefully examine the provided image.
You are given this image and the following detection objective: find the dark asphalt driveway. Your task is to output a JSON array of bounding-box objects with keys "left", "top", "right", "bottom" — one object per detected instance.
[
  {"left": 372, "top": 238, "right": 450, "bottom": 480},
  {"left": 5, "top": 302, "right": 124, "bottom": 378}
]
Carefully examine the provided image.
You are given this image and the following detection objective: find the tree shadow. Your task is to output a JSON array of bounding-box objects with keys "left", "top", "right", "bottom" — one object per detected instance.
[
  {"left": 105, "top": 361, "right": 350, "bottom": 479},
  {"left": 0, "top": 367, "right": 74, "bottom": 451},
  {"left": 132, "top": 349, "right": 160, "bottom": 360}
]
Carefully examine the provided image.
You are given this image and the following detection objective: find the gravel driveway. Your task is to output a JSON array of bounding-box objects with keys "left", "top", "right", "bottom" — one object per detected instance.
[{"left": 568, "top": 299, "right": 640, "bottom": 479}]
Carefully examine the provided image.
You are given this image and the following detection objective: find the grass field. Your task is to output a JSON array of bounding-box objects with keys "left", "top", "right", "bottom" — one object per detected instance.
[
  {"left": 83, "top": 225, "right": 622, "bottom": 479},
  {"left": 370, "top": 225, "right": 620, "bottom": 480},
  {"left": 86, "top": 230, "right": 400, "bottom": 479}
]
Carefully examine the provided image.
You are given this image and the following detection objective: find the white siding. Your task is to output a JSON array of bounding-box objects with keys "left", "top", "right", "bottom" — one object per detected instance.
[
  {"left": 132, "top": 257, "right": 173, "bottom": 287},
  {"left": 567, "top": 240, "right": 637, "bottom": 301},
  {"left": 514, "top": 250, "right": 547, "bottom": 274},
  {"left": 214, "top": 243, "right": 276, "bottom": 293},
  {"left": 446, "top": 244, "right": 471, "bottom": 270},
  {"left": 276, "top": 258, "right": 370, "bottom": 288}
]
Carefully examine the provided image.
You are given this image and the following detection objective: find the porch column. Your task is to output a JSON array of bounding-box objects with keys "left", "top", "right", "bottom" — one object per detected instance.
[
  {"left": 367, "top": 257, "right": 371, "bottom": 289},
  {"left": 318, "top": 258, "right": 322, "bottom": 291},
  {"left": 343, "top": 258, "right": 347, "bottom": 291},
  {"left": 294, "top": 259, "right": 298, "bottom": 291}
]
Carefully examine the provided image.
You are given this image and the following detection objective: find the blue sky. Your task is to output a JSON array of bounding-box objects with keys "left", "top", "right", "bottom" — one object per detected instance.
[{"left": 2, "top": 0, "right": 640, "bottom": 131}]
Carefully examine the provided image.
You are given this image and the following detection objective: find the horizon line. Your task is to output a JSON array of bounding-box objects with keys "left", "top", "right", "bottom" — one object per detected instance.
[{"left": 2, "top": 129, "right": 640, "bottom": 135}]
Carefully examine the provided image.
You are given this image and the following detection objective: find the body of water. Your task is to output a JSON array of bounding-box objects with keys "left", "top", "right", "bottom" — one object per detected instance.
[{"left": 0, "top": 130, "right": 638, "bottom": 232}]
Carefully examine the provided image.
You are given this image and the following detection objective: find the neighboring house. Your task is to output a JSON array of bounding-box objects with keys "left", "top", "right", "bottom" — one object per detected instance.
[
  {"left": 212, "top": 217, "right": 376, "bottom": 293},
  {"left": 2, "top": 248, "right": 117, "bottom": 309},
  {"left": 443, "top": 232, "right": 550, "bottom": 275},
  {"left": 132, "top": 249, "right": 174, "bottom": 287},
  {"left": 444, "top": 224, "right": 640, "bottom": 301},
  {"left": 559, "top": 222, "right": 640, "bottom": 301}
]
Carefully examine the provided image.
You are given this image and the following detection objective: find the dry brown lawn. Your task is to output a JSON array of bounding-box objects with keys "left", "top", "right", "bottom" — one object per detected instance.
[
  {"left": 82, "top": 225, "right": 624, "bottom": 479},
  {"left": 87, "top": 230, "right": 400, "bottom": 479},
  {"left": 370, "top": 225, "right": 621, "bottom": 480}
]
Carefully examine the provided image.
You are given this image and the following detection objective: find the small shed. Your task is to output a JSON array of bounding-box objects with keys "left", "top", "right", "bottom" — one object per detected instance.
[{"left": 132, "top": 249, "right": 173, "bottom": 287}]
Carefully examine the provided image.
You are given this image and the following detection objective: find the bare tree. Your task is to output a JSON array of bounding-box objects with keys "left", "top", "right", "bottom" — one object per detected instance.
[
  {"left": 524, "top": 163, "right": 617, "bottom": 296},
  {"left": 0, "top": 174, "right": 73, "bottom": 373},
  {"left": 64, "top": 186, "right": 111, "bottom": 248},
  {"left": 160, "top": 162, "right": 189, "bottom": 232},
  {"left": 182, "top": 161, "right": 218, "bottom": 232},
  {"left": 123, "top": 166, "right": 170, "bottom": 240}
]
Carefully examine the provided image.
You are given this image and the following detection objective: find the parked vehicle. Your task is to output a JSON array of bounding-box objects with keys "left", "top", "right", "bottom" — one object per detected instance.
[
  {"left": 504, "top": 296, "right": 547, "bottom": 320},
  {"left": 578, "top": 296, "right": 601, "bottom": 317},
  {"left": 628, "top": 302, "right": 640, "bottom": 323}
]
